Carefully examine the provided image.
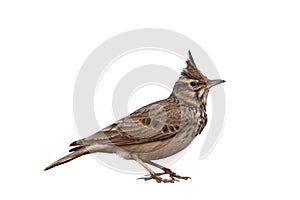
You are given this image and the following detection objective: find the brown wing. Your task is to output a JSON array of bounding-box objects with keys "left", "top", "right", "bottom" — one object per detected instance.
[{"left": 70, "top": 98, "right": 183, "bottom": 148}]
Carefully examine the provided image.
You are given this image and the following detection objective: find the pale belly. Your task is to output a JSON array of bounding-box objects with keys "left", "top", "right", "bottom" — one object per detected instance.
[
  {"left": 118, "top": 106, "right": 207, "bottom": 161},
  {"left": 119, "top": 123, "right": 202, "bottom": 161}
]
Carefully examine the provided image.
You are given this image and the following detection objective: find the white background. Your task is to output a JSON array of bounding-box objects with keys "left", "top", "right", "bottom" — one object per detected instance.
[{"left": 1, "top": 0, "right": 300, "bottom": 199}]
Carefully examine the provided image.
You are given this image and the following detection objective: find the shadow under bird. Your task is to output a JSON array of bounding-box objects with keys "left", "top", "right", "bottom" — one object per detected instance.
[{"left": 44, "top": 51, "right": 225, "bottom": 183}]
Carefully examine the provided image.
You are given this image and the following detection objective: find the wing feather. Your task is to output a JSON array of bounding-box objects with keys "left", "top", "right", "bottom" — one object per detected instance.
[{"left": 70, "top": 98, "right": 184, "bottom": 147}]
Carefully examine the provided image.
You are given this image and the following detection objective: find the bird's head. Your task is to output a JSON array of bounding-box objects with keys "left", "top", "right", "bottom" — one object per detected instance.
[{"left": 172, "top": 51, "right": 225, "bottom": 105}]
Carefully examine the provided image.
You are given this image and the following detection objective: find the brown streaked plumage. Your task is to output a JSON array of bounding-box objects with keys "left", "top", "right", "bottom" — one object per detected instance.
[{"left": 44, "top": 51, "right": 225, "bottom": 183}]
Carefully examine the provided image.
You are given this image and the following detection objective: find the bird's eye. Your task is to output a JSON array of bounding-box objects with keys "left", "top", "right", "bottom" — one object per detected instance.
[{"left": 190, "top": 81, "right": 196, "bottom": 87}]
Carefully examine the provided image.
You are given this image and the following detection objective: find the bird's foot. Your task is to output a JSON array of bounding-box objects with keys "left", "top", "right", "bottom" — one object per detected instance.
[
  {"left": 163, "top": 168, "right": 191, "bottom": 181},
  {"left": 138, "top": 168, "right": 191, "bottom": 183}
]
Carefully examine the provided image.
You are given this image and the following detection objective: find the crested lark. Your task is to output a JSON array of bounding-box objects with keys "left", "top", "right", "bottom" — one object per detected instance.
[{"left": 44, "top": 51, "right": 225, "bottom": 183}]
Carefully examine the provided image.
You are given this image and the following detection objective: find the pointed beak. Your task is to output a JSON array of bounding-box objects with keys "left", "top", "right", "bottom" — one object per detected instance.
[{"left": 206, "top": 79, "right": 225, "bottom": 89}]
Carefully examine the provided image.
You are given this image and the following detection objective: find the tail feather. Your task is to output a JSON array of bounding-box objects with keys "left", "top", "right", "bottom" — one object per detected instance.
[
  {"left": 44, "top": 147, "right": 88, "bottom": 171},
  {"left": 69, "top": 140, "right": 82, "bottom": 146},
  {"left": 69, "top": 145, "right": 84, "bottom": 152}
]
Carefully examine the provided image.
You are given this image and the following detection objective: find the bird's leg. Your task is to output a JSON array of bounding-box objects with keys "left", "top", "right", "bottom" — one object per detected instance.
[
  {"left": 146, "top": 161, "right": 191, "bottom": 181},
  {"left": 131, "top": 154, "right": 175, "bottom": 183}
]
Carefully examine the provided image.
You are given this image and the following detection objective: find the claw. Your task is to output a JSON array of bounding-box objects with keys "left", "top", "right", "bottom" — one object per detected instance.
[{"left": 137, "top": 169, "right": 190, "bottom": 183}]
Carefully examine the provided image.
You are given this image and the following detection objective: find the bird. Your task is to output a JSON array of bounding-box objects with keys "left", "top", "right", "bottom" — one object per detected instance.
[{"left": 44, "top": 51, "right": 225, "bottom": 183}]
